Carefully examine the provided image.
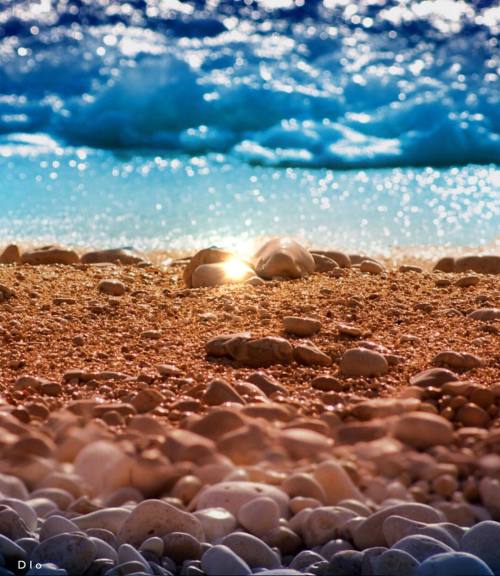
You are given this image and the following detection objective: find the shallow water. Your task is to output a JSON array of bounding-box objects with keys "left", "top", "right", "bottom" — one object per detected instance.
[{"left": 1, "top": 140, "right": 498, "bottom": 254}]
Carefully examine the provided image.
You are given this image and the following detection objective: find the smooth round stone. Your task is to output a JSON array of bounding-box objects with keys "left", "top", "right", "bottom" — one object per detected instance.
[
  {"left": 193, "top": 508, "right": 237, "bottom": 543},
  {"left": 312, "top": 460, "right": 364, "bottom": 505},
  {"left": 304, "top": 507, "right": 358, "bottom": 547},
  {"left": 416, "top": 552, "right": 494, "bottom": 576},
  {"left": 328, "top": 550, "right": 364, "bottom": 575},
  {"left": 0, "top": 474, "right": 29, "bottom": 500},
  {"left": 163, "top": 532, "right": 202, "bottom": 563},
  {"left": 196, "top": 482, "right": 289, "bottom": 517},
  {"left": 85, "top": 529, "right": 118, "bottom": 548},
  {"left": 25, "top": 497, "right": 58, "bottom": 518},
  {"left": 374, "top": 549, "right": 420, "bottom": 576},
  {"left": 353, "top": 504, "right": 445, "bottom": 549},
  {"left": 460, "top": 521, "right": 500, "bottom": 573},
  {"left": 238, "top": 496, "right": 281, "bottom": 537},
  {"left": 16, "top": 537, "right": 38, "bottom": 557},
  {"left": 31, "top": 533, "right": 96, "bottom": 576},
  {"left": 392, "top": 535, "right": 454, "bottom": 562},
  {"left": 74, "top": 508, "right": 131, "bottom": 534},
  {"left": 139, "top": 536, "right": 164, "bottom": 558},
  {"left": 0, "top": 534, "right": 25, "bottom": 560},
  {"left": 117, "top": 500, "right": 204, "bottom": 546},
  {"left": 282, "top": 473, "right": 326, "bottom": 503},
  {"left": 40, "top": 515, "right": 79, "bottom": 541},
  {"left": 98, "top": 279, "right": 126, "bottom": 296},
  {"left": 221, "top": 532, "right": 280, "bottom": 569},
  {"left": 383, "top": 516, "right": 459, "bottom": 549},
  {"left": 362, "top": 547, "right": 388, "bottom": 574},
  {"left": 90, "top": 537, "right": 118, "bottom": 562},
  {"left": 0, "top": 498, "right": 37, "bottom": 532},
  {"left": 288, "top": 550, "right": 325, "bottom": 571},
  {"left": 340, "top": 348, "right": 388, "bottom": 378},
  {"left": 30, "top": 489, "right": 74, "bottom": 511},
  {"left": 254, "top": 238, "right": 315, "bottom": 279},
  {"left": 191, "top": 262, "right": 254, "bottom": 288},
  {"left": 393, "top": 412, "right": 454, "bottom": 449},
  {"left": 201, "top": 544, "right": 252, "bottom": 576},
  {"left": 117, "top": 543, "right": 151, "bottom": 573},
  {"left": 263, "top": 527, "right": 302, "bottom": 556},
  {"left": 320, "top": 539, "right": 354, "bottom": 561},
  {"left": 0, "top": 507, "right": 31, "bottom": 540},
  {"left": 283, "top": 316, "right": 321, "bottom": 337},
  {"left": 360, "top": 260, "right": 384, "bottom": 274},
  {"left": 27, "top": 565, "right": 68, "bottom": 576}
]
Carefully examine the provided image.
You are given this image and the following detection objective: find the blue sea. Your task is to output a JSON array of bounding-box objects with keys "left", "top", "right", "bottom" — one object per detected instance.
[{"left": 0, "top": 0, "right": 499, "bottom": 253}]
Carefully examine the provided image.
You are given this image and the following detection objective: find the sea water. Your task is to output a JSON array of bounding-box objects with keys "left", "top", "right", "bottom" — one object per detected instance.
[{"left": 0, "top": 0, "right": 499, "bottom": 251}]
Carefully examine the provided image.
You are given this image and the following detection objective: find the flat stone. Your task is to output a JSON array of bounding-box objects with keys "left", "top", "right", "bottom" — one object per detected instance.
[
  {"left": 383, "top": 516, "right": 460, "bottom": 549},
  {"left": 21, "top": 246, "right": 80, "bottom": 265},
  {"left": 254, "top": 238, "right": 315, "bottom": 279},
  {"left": 432, "top": 350, "right": 483, "bottom": 371},
  {"left": 81, "top": 248, "right": 145, "bottom": 265},
  {"left": 294, "top": 342, "right": 332, "bottom": 366},
  {"left": 312, "top": 250, "right": 351, "bottom": 268},
  {"left": 31, "top": 533, "right": 96, "bottom": 576},
  {"left": 455, "top": 275, "right": 480, "bottom": 287},
  {"left": 360, "top": 260, "right": 384, "bottom": 274},
  {"left": 469, "top": 308, "right": 500, "bottom": 321},
  {"left": 393, "top": 412, "right": 454, "bottom": 449},
  {"left": 117, "top": 500, "right": 204, "bottom": 546},
  {"left": 410, "top": 368, "right": 459, "bottom": 388},
  {"left": 117, "top": 543, "right": 151, "bottom": 574},
  {"left": 340, "top": 348, "right": 388, "bottom": 377},
  {"left": 73, "top": 508, "right": 131, "bottom": 534},
  {"left": 283, "top": 316, "right": 321, "bottom": 337}
]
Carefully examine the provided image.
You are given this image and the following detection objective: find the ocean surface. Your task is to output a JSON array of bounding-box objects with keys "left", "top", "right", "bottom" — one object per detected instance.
[{"left": 0, "top": 0, "right": 499, "bottom": 252}]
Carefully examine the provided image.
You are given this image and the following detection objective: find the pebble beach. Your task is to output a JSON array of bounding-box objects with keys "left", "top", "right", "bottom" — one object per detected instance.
[{"left": 0, "top": 240, "right": 498, "bottom": 576}]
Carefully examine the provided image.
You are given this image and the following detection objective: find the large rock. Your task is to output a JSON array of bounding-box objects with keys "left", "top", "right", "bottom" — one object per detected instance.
[
  {"left": 312, "top": 250, "right": 351, "bottom": 268},
  {"left": 254, "top": 238, "right": 315, "bottom": 279},
  {"left": 183, "top": 248, "right": 235, "bottom": 287},
  {"left": 117, "top": 500, "right": 204, "bottom": 546},
  {"left": 340, "top": 348, "right": 388, "bottom": 377},
  {"left": 393, "top": 412, "right": 454, "bottom": 449},
  {"left": 21, "top": 246, "right": 80, "bottom": 265}
]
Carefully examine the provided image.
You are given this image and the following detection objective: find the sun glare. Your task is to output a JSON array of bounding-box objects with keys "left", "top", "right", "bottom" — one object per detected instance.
[{"left": 223, "top": 258, "right": 251, "bottom": 281}]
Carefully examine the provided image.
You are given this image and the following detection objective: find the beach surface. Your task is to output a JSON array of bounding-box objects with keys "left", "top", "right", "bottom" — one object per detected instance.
[{"left": 0, "top": 242, "right": 499, "bottom": 575}]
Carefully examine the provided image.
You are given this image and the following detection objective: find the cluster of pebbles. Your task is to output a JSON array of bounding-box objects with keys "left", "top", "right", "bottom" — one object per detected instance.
[{"left": 0, "top": 240, "right": 499, "bottom": 575}]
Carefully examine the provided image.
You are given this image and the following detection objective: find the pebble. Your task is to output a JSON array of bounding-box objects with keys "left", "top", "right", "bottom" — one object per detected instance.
[
  {"left": 293, "top": 342, "right": 332, "bottom": 366},
  {"left": 383, "top": 517, "right": 459, "bottom": 549},
  {"left": 192, "top": 261, "right": 254, "bottom": 288},
  {"left": 340, "top": 347, "right": 388, "bottom": 377},
  {"left": 280, "top": 428, "right": 332, "bottom": 459},
  {"left": 21, "top": 246, "right": 80, "bottom": 265},
  {"left": 460, "top": 521, "right": 500, "bottom": 573},
  {"left": 360, "top": 260, "right": 384, "bottom": 274},
  {"left": 118, "top": 543, "right": 152, "bottom": 573},
  {"left": 222, "top": 532, "right": 280, "bottom": 569},
  {"left": 254, "top": 238, "right": 315, "bottom": 279},
  {"left": 204, "top": 379, "right": 245, "bottom": 405},
  {"left": 0, "top": 498, "right": 37, "bottom": 531},
  {"left": 432, "top": 350, "right": 483, "bottom": 371},
  {"left": 353, "top": 503, "right": 445, "bottom": 549},
  {"left": 410, "top": 368, "right": 459, "bottom": 388},
  {"left": 313, "top": 460, "right": 364, "bottom": 505},
  {"left": 73, "top": 508, "right": 131, "bottom": 534},
  {"left": 328, "top": 549, "right": 364, "bottom": 575},
  {"left": 0, "top": 507, "right": 31, "bottom": 540},
  {"left": 130, "top": 388, "right": 164, "bottom": 413},
  {"left": 392, "top": 534, "right": 454, "bottom": 562},
  {"left": 0, "top": 244, "right": 21, "bottom": 264},
  {"left": 98, "top": 279, "right": 126, "bottom": 296},
  {"left": 289, "top": 550, "right": 325, "bottom": 571},
  {"left": 193, "top": 508, "right": 237, "bottom": 543},
  {"left": 303, "top": 506, "right": 358, "bottom": 546},
  {"left": 393, "top": 412, "right": 454, "bottom": 448},
  {"left": 90, "top": 537, "right": 118, "bottom": 562},
  {"left": 0, "top": 533, "right": 26, "bottom": 560},
  {"left": 283, "top": 316, "right": 321, "bottom": 337},
  {"left": 39, "top": 515, "right": 79, "bottom": 541},
  {"left": 201, "top": 544, "right": 252, "bottom": 576},
  {"left": 183, "top": 247, "right": 235, "bottom": 287},
  {"left": 246, "top": 372, "right": 286, "bottom": 396},
  {"left": 468, "top": 308, "right": 500, "bottom": 321},
  {"left": 312, "top": 253, "right": 339, "bottom": 272},
  {"left": 399, "top": 265, "right": 423, "bottom": 273},
  {"left": 238, "top": 497, "right": 281, "bottom": 537},
  {"left": 163, "top": 532, "right": 202, "bottom": 562},
  {"left": 196, "top": 482, "right": 289, "bottom": 517},
  {"left": 206, "top": 334, "right": 293, "bottom": 367},
  {"left": 81, "top": 248, "right": 146, "bottom": 265},
  {"left": 117, "top": 500, "right": 204, "bottom": 546},
  {"left": 314, "top": 250, "right": 351, "bottom": 268},
  {"left": 456, "top": 403, "right": 490, "bottom": 427},
  {"left": 416, "top": 552, "right": 494, "bottom": 576},
  {"left": 454, "top": 275, "right": 480, "bottom": 287},
  {"left": 31, "top": 533, "right": 96, "bottom": 576},
  {"left": 374, "top": 549, "right": 420, "bottom": 576}
]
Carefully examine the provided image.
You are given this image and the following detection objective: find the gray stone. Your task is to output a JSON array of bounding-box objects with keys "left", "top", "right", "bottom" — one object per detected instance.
[
  {"left": 201, "top": 544, "right": 252, "bottom": 576},
  {"left": 31, "top": 533, "right": 96, "bottom": 576}
]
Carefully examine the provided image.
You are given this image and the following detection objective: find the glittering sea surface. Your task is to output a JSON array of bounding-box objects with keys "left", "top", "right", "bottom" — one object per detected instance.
[
  {"left": 1, "top": 139, "right": 498, "bottom": 254},
  {"left": 0, "top": 1, "right": 499, "bottom": 251}
]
